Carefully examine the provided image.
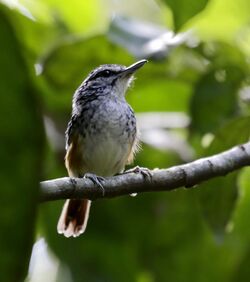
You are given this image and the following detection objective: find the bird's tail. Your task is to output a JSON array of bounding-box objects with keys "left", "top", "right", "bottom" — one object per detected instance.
[{"left": 57, "top": 199, "right": 91, "bottom": 238}]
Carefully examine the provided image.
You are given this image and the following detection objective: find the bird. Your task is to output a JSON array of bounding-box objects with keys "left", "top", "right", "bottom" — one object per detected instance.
[{"left": 57, "top": 59, "right": 148, "bottom": 237}]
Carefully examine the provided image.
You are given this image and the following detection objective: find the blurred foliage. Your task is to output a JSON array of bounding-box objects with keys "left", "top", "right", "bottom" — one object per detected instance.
[
  {"left": 162, "top": 0, "right": 209, "bottom": 31},
  {"left": 0, "top": 5, "right": 44, "bottom": 282},
  {"left": 1, "top": 0, "right": 250, "bottom": 281}
]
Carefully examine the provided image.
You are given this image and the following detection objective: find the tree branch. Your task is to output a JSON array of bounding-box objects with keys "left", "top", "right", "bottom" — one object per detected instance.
[{"left": 40, "top": 142, "right": 250, "bottom": 202}]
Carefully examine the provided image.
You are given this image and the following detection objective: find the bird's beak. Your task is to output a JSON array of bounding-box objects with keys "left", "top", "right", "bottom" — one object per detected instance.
[{"left": 120, "top": 59, "right": 148, "bottom": 77}]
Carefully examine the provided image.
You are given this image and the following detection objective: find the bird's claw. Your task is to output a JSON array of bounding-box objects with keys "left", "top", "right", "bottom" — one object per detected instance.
[
  {"left": 123, "top": 166, "right": 152, "bottom": 197},
  {"left": 84, "top": 173, "right": 105, "bottom": 196},
  {"left": 69, "top": 177, "right": 77, "bottom": 186},
  {"left": 124, "top": 166, "right": 152, "bottom": 180}
]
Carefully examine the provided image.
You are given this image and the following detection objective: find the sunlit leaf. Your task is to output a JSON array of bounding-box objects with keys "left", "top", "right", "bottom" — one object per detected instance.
[
  {"left": 185, "top": 0, "right": 250, "bottom": 42},
  {"left": 21, "top": 0, "right": 108, "bottom": 34},
  {"left": 1, "top": 0, "right": 109, "bottom": 60}
]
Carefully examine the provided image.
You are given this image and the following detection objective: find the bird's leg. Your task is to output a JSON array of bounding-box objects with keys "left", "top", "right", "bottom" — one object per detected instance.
[{"left": 84, "top": 173, "right": 105, "bottom": 196}]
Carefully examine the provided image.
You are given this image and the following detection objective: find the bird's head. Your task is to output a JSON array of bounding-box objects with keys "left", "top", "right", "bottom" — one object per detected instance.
[{"left": 83, "top": 59, "right": 147, "bottom": 98}]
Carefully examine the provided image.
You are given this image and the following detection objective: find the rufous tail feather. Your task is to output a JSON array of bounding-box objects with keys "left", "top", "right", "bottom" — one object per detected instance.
[{"left": 57, "top": 199, "right": 91, "bottom": 237}]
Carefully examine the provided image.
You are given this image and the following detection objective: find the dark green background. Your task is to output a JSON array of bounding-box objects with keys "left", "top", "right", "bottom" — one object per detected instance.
[{"left": 1, "top": 0, "right": 250, "bottom": 281}]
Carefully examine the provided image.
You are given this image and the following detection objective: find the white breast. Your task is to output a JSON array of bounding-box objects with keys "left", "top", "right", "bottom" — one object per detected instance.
[
  {"left": 77, "top": 96, "right": 136, "bottom": 176},
  {"left": 83, "top": 135, "right": 131, "bottom": 176}
]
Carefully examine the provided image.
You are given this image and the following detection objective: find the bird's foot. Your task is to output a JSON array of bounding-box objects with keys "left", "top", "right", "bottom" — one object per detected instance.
[
  {"left": 124, "top": 166, "right": 152, "bottom": 180},
  {"left": 69, "top": 177, "right": 77, "bottom": 186},
  {"left": 123, "top": 166, "right": 152, "bottom": 197},
  {"left": 84, "top": 173, "right": 105, "bottom": 196},
  {"left": 69, "top": 177, "right": 78, "bottom": 195}
]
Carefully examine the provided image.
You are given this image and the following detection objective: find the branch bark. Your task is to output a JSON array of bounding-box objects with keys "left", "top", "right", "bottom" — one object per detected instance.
[{"left": 40, "top": 142, "right": 250, "bottom": 202}]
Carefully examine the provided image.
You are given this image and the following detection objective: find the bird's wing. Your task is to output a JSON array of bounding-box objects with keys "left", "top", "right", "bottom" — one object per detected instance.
[
  {"left": 126, "top": 135, "right": 140, "bottom": 165},
  {"left": 65, "top": 114, "right": 79, "bottom": 150}
]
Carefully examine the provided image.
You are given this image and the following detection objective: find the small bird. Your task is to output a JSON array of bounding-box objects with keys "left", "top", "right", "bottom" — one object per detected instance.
[{"left": 57, "top": 59, "right": 147, "bottom": 237}]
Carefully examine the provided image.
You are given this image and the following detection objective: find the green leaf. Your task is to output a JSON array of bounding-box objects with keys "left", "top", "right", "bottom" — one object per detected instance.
[
  {"left": 197, "top": 117, "right": 250, "bottom": 237},
  {"left": 0, "top": 0, "right": 109, "bottom": 62},
  {"left": 19, "top": 0, "right": 108, "bottom": 34},
  {"left": 0, "top": 6, "right": 44, "bottom": 281},
  {"left": 190, "top": 65, "right": 244, "bottom": 135},
  {"left": 162, "top": 0, "right": 209, "bottom": 30},
  {"left": 197, "top": 173, "right": 238, "bottom": 240}
]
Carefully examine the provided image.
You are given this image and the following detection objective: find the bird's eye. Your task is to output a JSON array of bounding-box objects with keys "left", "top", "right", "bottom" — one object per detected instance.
[
  {"left": 103, "top": 70, "right": 111, "bottom": 76},
  {"left": 90, "top": 69, "right": 113, "bottom": 80}
]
